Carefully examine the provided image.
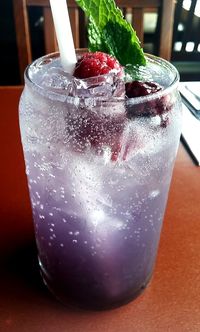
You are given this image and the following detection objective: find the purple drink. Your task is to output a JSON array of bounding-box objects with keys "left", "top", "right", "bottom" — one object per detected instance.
[{"left": 19, "top": 53, "right": 182, "bottom": 309}]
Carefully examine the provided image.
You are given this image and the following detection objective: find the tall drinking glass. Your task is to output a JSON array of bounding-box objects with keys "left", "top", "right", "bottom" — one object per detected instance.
[{"left": 19, "top": 53, "right": 182, "bottom": 310}]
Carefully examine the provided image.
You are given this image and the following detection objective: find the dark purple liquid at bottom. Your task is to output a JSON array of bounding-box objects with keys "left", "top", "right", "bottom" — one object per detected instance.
[
  {"left": 28, "top": 139, "right": 177, "bottom": 310},
  {"left": 34, "top": 193, "right": 165, "bottom": 310},
  {"left": 41, "top": 264, "right": 152, "bottom": 310}
]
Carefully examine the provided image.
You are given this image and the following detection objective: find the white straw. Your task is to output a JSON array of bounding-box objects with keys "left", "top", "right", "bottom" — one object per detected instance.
[{"left": 49, "top": 0, "right": 77, "bottom": 74}]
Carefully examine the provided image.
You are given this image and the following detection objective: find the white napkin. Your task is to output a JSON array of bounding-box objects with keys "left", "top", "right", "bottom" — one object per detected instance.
[
  {"left": 181, "top": 102, "right": 200, "bottom": 166},
  {"left": 179, "top": 82, "right": 200, "bottom": 114},
  {"left": 179, "top": 82, "right": 200, "bottom": 165}
]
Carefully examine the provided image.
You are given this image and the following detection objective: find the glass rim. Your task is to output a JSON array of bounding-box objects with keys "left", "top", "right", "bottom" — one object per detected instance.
[{"left": 24, "top": 51, "right": 180, "bottom": 104}]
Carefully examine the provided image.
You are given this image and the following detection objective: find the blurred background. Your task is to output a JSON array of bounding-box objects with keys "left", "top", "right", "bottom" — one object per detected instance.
[{"left": 0, "top": 0, "right": 200, "bottom": 85}]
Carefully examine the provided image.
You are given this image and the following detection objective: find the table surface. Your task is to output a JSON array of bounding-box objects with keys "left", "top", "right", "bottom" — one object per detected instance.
[{"left": 0, "top": 87, "right": 200, "bottom": 332}]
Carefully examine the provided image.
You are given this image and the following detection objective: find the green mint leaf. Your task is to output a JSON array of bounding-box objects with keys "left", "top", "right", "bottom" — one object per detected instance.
[
  {"left": 75, "top": 0, "right": 123, "bottom": 29},
  {"left": 75, "top": 0, "right": 146, "bottom": 66},
  {"left": 88, "top": 20, "right": 105, "bottom": 52},
  {"left": 102, "top": 21, "right": 146, "bottom": 66}
]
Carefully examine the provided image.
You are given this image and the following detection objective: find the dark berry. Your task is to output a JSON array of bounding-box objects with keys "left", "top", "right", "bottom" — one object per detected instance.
[
  {"left": 125, "top": 80, "right": 172, "bottom": 123},
  {"left": 74, "top": 52, "right": 123, "bottom": 79},
  {"left": 125, "top": 81, "right": 163, "bottom": 98}
]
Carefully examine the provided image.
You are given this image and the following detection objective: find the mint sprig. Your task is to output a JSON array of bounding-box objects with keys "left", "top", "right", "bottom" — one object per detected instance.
[{"left": 75, "top": 0, "right": 146, "bottom": 66}]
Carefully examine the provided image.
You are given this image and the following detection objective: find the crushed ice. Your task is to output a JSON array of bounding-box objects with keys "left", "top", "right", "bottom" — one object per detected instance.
[{"left": 39, "top": 66, "right": 125, "bottom": 99}]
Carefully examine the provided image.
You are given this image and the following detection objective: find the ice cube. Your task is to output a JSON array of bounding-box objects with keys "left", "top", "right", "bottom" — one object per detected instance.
[
  {"left": 36, "top": 64, "right": 125, "bottom": 100},
  {"left": 72, "top": 73, "right": 125, "bottom": 99},
  {"left": 40, "top": 67, "right": 74, "bottom": 95}
]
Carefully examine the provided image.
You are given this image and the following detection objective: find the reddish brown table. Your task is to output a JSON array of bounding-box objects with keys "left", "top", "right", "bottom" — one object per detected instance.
[{"left": 0, "top": 87, "right": 200, "bottom": 332}]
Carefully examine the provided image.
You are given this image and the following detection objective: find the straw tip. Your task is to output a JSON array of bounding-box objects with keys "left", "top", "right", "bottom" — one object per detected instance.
[{"left": 62, "top": 59, "right": 76, "bottom": 74}]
